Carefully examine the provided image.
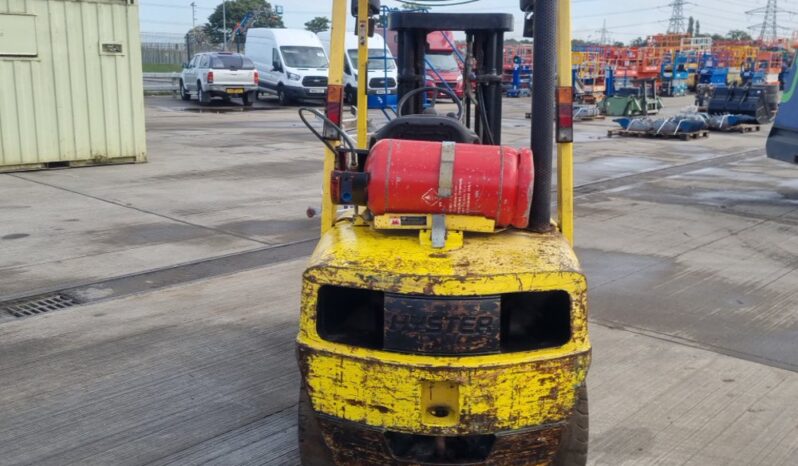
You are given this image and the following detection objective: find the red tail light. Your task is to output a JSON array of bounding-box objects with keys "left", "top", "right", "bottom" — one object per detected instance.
[
  {"left": 556, "top": 86, "right": 574, "bottom": 143},
  {"left": 207, "top": 71, "right": 214, "bottom": 84},
  {"left": 323, "top": 84, "right": 343, "bottom": 140},
  {"left": 254, "top": 71, "right": 259, "bottom": 85}
]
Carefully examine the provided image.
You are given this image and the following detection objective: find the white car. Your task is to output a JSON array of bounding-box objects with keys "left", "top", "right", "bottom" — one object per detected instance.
[{"left": 180, "top": 52, "right": 259, "bottom": 106}]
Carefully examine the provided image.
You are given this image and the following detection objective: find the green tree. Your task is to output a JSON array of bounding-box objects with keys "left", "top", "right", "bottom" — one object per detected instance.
[
  {"left": 695, "top": 21, "right": 701, "bottom": 36},
  {"left": 304, "top": 16, "right": 330, "bottom": 34},
  {"left": 206, "top": 0, "right": 284, "bottom": 45},
  {"left": 727, "top": 30, "right": 752, "bottom": 41},
  {"left": 572, "top": 39, "right": 599, "bottom": 48},
  {"left": 630, "top": 37, "right": 646, "bottom": 47},
  {"left": 186, "top": 25, "right": 212, "bottom": 46},
  {"left": 186, "top": 25, "right": 215, "bottom": 58},
  {"left": 687, "top": 16, "right": 694, "bottom": 36}
]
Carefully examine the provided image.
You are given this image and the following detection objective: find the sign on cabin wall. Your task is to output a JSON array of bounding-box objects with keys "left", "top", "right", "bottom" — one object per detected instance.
[{"left": 0, "top": 14, "right": 38, "bottom": 57}]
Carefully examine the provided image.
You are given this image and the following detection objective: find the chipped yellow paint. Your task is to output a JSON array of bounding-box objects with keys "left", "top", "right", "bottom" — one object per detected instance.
[
  {"left": 297, "top": 222, "right": 591, "bottom": 434},
  {"left": 304, "top": 223, "right": 585, "bottom": 289},
  {"left": 298, "top": 346, "right": 590, "bottom": 435},
  {"left": 320, "top": 0, "right": 348, "bottom": 233},
  {"left": 557, "top": 0, "right": 575, "bottom": 245},
  {"left": 420, "top": 381, "right": 460, "bottom": 427}
]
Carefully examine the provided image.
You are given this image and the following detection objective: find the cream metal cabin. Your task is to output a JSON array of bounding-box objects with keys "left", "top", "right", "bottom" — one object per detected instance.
[{"left": 0, "top": 0, "right": 146, "bottom": 172}]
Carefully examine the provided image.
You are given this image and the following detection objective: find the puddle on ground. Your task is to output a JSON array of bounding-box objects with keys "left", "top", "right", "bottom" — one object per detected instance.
[{"left": 180, "top": 105, "right": 281, "bottom": 113}]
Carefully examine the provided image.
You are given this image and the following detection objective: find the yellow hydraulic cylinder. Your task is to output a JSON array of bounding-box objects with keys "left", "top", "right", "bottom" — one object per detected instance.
[
  {"left": 557, "top": 0, "right": 574, "bottom": 245},
  {"left": 356, "top": 0, "right": 369, "bottom": 148}
]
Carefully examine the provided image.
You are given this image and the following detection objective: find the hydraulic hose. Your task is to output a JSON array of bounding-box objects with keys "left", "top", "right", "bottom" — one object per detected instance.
[{"left": 298, "top": 107, "right": 357, "bottom": 156}]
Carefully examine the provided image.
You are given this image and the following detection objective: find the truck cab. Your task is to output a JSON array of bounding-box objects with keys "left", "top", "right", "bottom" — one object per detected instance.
[
  {"left": 245, "top": 28, "right": 329, "bottom": 105},
  {"left": 382, "top": 28, "right": 464, "bottom": 99},
  {"left": 318, "top": 32, "right": 398, "bottom": 104},
  {"left": 424, "top": 31, "right": 465, "bottom": 99}
]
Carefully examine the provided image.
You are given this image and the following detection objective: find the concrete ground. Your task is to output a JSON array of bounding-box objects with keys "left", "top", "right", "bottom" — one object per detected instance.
[{"left": 0, "top": 94, "right": 796, "bottom": 465}]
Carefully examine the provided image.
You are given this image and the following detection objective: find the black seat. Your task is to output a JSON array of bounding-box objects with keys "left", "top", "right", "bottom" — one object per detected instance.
[{"left": 369, "top": 115, "right": 480, "bottom": 147}]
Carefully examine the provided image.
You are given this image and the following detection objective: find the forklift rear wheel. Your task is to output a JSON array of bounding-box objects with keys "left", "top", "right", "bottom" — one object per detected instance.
[
  {"left": 298, "top": 386, "right": 335, "bottom": 466},
  {"left": 552, "top": 384, "right": 589, "bottom": 466}
]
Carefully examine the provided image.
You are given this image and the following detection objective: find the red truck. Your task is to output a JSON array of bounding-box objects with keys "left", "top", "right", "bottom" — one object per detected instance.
[
  {"left": 424, "top": 31, "right": 464, "bottom": 98},
  {"left": 381, "top": 29, "right": 464, "bottom": 99}
]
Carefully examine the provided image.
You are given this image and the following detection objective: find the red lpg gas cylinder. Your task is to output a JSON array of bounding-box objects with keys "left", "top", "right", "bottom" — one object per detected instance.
[{"left": 364, "top": 139, "right": 534, "bottom": 228}]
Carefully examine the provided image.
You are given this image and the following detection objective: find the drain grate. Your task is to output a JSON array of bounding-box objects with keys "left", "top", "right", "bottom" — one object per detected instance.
[{"left": 2, "top": 293, "right": 80, "bottom": 318}]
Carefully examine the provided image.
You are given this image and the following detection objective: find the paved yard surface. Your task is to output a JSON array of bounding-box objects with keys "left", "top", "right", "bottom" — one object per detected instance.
[{"left": 1, "top": 94, "right": 796, "bottom": 465}]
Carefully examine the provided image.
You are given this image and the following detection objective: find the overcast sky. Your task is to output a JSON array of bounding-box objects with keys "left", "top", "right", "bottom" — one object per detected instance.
[{"left": 139, "top": 0, "right": 796, "bottom": 43}]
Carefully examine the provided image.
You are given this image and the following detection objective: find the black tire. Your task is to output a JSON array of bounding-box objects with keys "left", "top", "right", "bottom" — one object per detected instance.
[
  {"left": 198, "top": 82, "right": 210, "bottom": 105},
  {"left": 179, "top": 79, "right": 190, "bottom": 101},
  {"left": 242, "top": 91, "right": 254, "bottom": 107},
  {"left": 277, "top": 85, "right": 291, "bottom": 106},
  {"left": 552, "top": 384, "right": 589, "bottom": 466},
  {"left": 298, "top": 386, "right": 335, "bottom": 466},
  {"left": 344, "top": 85, "right": 354, "bottom": 104}
]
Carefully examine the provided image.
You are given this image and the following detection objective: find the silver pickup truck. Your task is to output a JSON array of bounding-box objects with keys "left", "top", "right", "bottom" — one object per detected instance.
[{"left": 180, "top": 52, "right": 259, "bottom": 106}]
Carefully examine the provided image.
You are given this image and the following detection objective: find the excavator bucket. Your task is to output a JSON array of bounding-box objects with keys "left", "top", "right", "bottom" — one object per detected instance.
[{"left": 767, "top": 57, "right": 798, "bottom": 164}]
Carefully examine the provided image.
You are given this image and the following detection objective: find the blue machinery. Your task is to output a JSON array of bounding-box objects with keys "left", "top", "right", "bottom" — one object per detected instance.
[
  {"left": 605, "top": 66, "right": 615, "bottom": 97},
  {"left": 661, "top": 52, "right": 688, "bottom": 97},
  {"left": 507, "top": 56, "right": 531, "bottom": 97},
  {"left": 698, "top": 53, "right": 729, "bottom": 88},
  {"left": 741, "top": 58, "right": 767, "bottom": 86}
]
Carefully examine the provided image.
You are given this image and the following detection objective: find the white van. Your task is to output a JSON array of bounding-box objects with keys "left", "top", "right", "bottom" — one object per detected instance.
[
  {"left": 245, "top": 28, "right": 329, "bottom": 105},
  {"left": 318, "top": 32, "right": 398, "bottom": 103}
]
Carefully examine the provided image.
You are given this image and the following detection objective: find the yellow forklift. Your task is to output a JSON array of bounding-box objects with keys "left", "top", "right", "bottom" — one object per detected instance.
[{"left": 296, "top": 1, "right": 590, "bottom": 464}]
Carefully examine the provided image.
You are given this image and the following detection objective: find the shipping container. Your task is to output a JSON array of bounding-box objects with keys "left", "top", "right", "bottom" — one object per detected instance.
[{"left": 0, "top": 0, "right": 146, "bottom": 172}]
